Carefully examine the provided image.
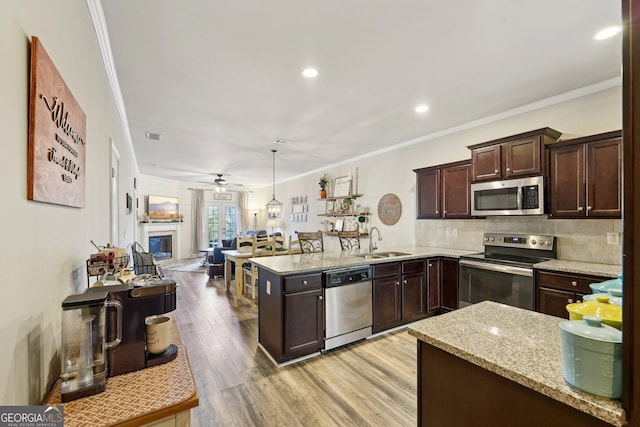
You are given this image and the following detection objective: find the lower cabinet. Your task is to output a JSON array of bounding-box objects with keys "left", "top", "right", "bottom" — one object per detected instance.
[
  {"left": 535, "top": 269, "right": 609, "bottom": 318},
  {"left": 258, "top": 269, "right": 324, "bottom": 363},
  {"left": 373, "top": 259, "right": 428, "bottom": 333},
  {"left": 440, "top": 257, "right": 459, "bottom": 312}
]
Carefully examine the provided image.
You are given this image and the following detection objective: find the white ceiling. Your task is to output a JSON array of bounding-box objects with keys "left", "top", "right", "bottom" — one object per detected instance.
[{"left": 100, "top": 0, "right": 621, "bottom": 189}]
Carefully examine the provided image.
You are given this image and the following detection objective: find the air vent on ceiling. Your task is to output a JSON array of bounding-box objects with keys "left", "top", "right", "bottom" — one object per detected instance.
[{"left": 145, "top": 132, "right": 162, "bottom": 141}]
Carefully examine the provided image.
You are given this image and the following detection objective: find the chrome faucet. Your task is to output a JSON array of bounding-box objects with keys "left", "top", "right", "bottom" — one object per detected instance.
[{"left": 369, "top": 226, "right": 383, "bottom": 252}]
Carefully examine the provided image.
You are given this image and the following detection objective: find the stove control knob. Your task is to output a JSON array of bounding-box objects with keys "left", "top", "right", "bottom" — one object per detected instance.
[
  {"left": 484, "top": 237, "right": 489, "bottom": 241},
  {"left": 490, "top": 237, "right": 495, "bottom": 242},
  {"left": 531, "top": 239, "right": 537, "bottom": 245}
]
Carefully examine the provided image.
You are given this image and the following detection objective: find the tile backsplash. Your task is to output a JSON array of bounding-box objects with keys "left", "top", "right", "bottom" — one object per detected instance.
[{"left": 415, "top": 217, "right": 622, "bottom": 265}]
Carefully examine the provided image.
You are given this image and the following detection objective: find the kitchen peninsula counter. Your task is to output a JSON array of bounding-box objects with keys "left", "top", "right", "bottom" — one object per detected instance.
[
  {"left": 407, "top": 301, "right": 625, "bottom": 427},
  {"left": 250, "top": 245, "right": 476, "bottom": 275}
]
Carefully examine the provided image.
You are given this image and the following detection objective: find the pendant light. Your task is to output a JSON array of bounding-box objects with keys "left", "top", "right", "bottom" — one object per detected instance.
[{"left": 266, "top": 149, "right": 283, "bottom": 219}]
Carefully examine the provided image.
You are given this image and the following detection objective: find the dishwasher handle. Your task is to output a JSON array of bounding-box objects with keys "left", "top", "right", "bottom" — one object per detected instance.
[{"left": 459, "top": 259, "right": 533, "bottom": 277}]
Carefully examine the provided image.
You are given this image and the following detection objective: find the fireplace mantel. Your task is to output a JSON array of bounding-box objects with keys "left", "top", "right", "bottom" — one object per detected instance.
[{"left": 138, "top": 222, "right": 181, "bottom": 262}]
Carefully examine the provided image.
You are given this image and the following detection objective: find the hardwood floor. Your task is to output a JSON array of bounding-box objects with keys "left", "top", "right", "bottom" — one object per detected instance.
[{"left": 164, "top": 268, "right": 418, "bottom": 427}]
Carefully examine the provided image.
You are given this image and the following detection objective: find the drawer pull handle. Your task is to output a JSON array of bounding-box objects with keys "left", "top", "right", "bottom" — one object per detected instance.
[
  {"left": 571, "top": 281, "right": 577, "bottom": 287},
  {"left": 568, "top": 299, "right": 573, "bottom": 303},
  {"left": 302, "top": 280, "right": 308, "bottom": 285}
]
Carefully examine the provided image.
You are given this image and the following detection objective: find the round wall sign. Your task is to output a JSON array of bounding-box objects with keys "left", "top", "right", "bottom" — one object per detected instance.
[{"left": 377, "top": 193, "right": 402, "bottom": 226}]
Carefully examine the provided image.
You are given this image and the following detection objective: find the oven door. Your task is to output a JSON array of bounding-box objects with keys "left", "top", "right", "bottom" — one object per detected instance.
[{"left": 458, "top": 259, "right": 534, "bottom": 310}]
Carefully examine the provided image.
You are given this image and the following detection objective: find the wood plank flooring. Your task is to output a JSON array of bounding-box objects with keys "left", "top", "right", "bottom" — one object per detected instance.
[{"left": 164, "top": 268, "right": 418, "bottom": 427}]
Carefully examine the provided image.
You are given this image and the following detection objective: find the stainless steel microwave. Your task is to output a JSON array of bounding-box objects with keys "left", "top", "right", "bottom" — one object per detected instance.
[{"left": 471, "top": 176, "right": 545, "bottom": 216}]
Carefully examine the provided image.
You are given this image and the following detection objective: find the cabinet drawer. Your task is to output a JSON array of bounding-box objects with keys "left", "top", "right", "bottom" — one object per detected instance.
[
  {"left": 283, "top": 273, "right": 322, "bottom": 293},
  {"left": 373, "top": 262, "right": 401, "bottom": 278},
  {"left": 403, "top": 259, "right": 425, "bottom": 274},
  {"left": 536, "top": 270, "right": 606, "bottom": 294}
]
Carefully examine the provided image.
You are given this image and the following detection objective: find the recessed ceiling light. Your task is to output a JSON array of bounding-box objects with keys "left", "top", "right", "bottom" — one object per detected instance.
[
  {"left": 415, "top": 104, "right": 429, "bottom": 113},
  {"left": 302, "top": 68, "right": 319, "bottom": 78},
  {"left": 594, "top": 26, "right": 621, "bottom": 40}
]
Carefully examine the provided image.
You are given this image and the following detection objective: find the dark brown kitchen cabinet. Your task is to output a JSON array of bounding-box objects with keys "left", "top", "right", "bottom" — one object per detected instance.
[
  {"left": 258, "top": 269, "right": 324, "bottom": 363},
  {"left": 414, "top": 160, "right": 471, "bottom": 219},
  {"left": 548, "top": 130, "right": 622, "bottom": 219},
  {"left": 373, "top": 259, "right": 427, "bottom": 333},
  {"left": 468, "top": 127, "right": 562, "bottom": 182},
  {"left": 426, "top": 258, "right": 440, "bottom": 314},
  {"left": 535, "top": 269, "right": 610, "bottom": 318},
  {"left": 440, "top": 257, "right": 459, "bottom": 312}
]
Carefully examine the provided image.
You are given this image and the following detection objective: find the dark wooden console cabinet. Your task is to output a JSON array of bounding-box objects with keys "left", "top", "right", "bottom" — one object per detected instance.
[{"left": 468, "top": 127, "right": 561, "bottom": 182}]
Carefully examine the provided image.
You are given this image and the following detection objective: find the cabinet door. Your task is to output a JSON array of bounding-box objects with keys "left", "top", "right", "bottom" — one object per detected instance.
[
  {"left": 549, "top": 144, "right": 585, "bottom": 218},
  {"left": 283, "top": 289, "right": 324, "bottom": 356},
  {"left": 537, "top": 287, "right": 575, "bottom": 318},
  {"left": 373, "top": 276, "right": 402, "bottom": 333},
  {"left": 504, "top": 137, "right": 541, "bottom": 178},
  {"left": 416, "top": 169, "right": 441, "bottom": 218},
  {"left": 587, "top": 138, "right": 622, "bottom": 218},
  {"left": 471, "top": 145, "right": 501, "bottom": 182},
  {"left": 442, "top": 164, "right": 471, "bottom": 218},
  {"left": 402, "top": 272, "right": 427, "bottom": 321},
  {"left": 440, "top": 258, "right": 459, "bottom": 311},
  {"left": 427, "top": 258, "right": 441, "bottom": 314}
]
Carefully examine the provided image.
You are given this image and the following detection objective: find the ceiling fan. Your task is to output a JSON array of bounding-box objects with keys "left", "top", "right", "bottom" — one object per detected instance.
[{"left": 206, "top": 173, "right": 243, "bottom": 191}]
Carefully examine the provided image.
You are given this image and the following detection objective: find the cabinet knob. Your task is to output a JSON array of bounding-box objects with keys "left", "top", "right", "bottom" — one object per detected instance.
[
  {"left": 302, "top": 280, "right": 308, "bottom": 285},
  {"left": 318, "top": 295, "right": 323, "bottom": 301},
  {"left": 568, "top": 299, "right": 574, "bottom": 304},
  {"left": 403, "top": 279, "right": 408, "bottom": 285},
  {"left": 435, "top": 210, "right": 439, "bottom": 214},
  {"left": 428, "top": 263, "right": 433, "bottom": 267},
  {"left": 506, "top": 167, "right": 511, "bottom": 171},
  {"left": 494, "top": 169, "right": 498, "bottom": 174},
  {"left": 577, "top": 207, "right": 584, "bottom": 212},
  {"left": 587, "top": 206, "right": 592, "bottom": 211},
  {"left": 396, "top": 281, "right": 400, "bottom": 286},
  {"left": 571, "top": 281, "right": 577, "bottom": 287}
]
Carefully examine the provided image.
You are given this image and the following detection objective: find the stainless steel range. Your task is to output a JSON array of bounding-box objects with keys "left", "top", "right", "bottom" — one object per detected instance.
[{"left": 459, "top": 233, "right": 557, "bottom": 310}]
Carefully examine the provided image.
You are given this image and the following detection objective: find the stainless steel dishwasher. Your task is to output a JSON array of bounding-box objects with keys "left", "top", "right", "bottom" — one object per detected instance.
[{"left": 323, "top": 265, "right": 373, "bottom": 351}]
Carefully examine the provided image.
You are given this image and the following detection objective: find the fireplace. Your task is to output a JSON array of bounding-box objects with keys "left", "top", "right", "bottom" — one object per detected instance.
[{"left": 149, "top": 235, "right": 173, "bottom": 260}]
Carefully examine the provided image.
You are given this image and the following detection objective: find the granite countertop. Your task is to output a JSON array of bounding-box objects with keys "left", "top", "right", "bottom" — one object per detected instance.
[
  {"left": 407, "top": 301, "right": 625, "bottom": 427},
  {"left": 249, "top": 245, "right": 477, "bottom": 275},
  {"left": 534, "top": 259, "right": 621, "bottom": 278}
]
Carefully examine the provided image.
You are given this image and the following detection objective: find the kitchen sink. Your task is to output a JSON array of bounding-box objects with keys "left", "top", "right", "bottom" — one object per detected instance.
[
  {"left": 354, "top": 251, "right": 411, "bottom": 259},
  {"left": 375, "top": 251, "right": 411, "bottom": 257}
]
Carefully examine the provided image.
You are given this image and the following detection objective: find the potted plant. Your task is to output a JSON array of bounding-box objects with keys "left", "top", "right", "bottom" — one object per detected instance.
[{"left": 319, "top": 175, "right": 328, "bottom": 199}]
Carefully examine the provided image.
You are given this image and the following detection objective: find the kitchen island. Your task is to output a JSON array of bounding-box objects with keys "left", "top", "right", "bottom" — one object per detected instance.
[
  {"left": 407, "top": 301, "right": 625, "bottom": 427},
  {"left": 251, "top": 246, "right": 475, "bottom": 365}
]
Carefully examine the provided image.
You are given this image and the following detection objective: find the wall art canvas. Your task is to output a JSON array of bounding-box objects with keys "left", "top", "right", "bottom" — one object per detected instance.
[{"left": 28, "top": 36, "right": 86, "bottom": 208}]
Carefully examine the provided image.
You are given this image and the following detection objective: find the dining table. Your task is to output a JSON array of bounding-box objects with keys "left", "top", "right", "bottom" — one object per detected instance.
[{"left": 222, "top": 248, "right": 288, "bottom": 299}]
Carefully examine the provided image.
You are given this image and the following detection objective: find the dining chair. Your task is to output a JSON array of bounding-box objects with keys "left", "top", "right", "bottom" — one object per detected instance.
[
  {"left": 337, "top": 231, "right": 361, "bottom": 253},
  {"left": 287, "top": 236, "right": 302, "bottom": 254},
  {"left": 243, "top": 236, "right": 275, "bottom": 299},
  {"left": 295, "top": 231, "right": 324, "bottom": 253}
]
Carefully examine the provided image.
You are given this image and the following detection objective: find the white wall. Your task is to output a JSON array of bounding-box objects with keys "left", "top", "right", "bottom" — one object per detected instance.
[{"left": 1, "top": 1, "right": 138, "bottom": 404}]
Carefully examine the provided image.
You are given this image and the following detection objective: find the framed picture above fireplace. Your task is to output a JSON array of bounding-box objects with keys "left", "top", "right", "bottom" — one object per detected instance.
[{"left": 148, "top": 195, "right": 179, "bottom": 221}]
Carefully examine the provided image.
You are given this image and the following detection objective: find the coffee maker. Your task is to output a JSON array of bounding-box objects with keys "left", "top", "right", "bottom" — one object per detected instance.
[
  {"left": 95, "top": 279, "right": 178, "bottom": 376},
  {"left": 60, "top": 291, "right": 122, "bottom": 402}
]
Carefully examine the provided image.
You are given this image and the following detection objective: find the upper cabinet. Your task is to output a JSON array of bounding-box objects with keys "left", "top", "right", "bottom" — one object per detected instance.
[
  {"left": 548, "top": 130, "right": 622, "bottom": 219},
  {"left": 414, "top": 160, "right": 471, "bottom": 219},
  {"left": 468, "top": 128, "right": 562, "bottom": 182}
]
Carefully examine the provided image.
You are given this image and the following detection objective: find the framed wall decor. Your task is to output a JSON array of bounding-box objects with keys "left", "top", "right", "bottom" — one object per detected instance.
[
  {"left": 214, "top": 192, "right": 232, "bottom": 201},
  {"left": 334, "top": 218, "right": 344, "bottom": 231},
  {"left": 28, "top": 36, "right": 86, "bottom": 208},
  {"left": 333, "top": 176, "right": 352, "bottom": 197},
  {"left": 326, "top": 200, "right": 335, "bottom": 214}
]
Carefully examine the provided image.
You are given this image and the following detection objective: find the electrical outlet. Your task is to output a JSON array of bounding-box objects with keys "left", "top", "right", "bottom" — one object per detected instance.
[
  {"left": 452, "top": 228, "right": 458, "bottom": 237},
  {"left": 446, "top": 227, "right": 451, "bottom": 237},
  {"left": 607, "top": 232, "right": 620, "bottom": 245},
  {"left": 266, "top": 280, "right": 271, "bottom": 295}
]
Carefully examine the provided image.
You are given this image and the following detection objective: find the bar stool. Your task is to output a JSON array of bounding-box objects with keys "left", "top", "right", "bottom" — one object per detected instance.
[
  {"left": 337, "top": 231, "right": 361, "bottom": 253},
  {"left": 295, "top": 231, "right": 324, "bottom": 253}
]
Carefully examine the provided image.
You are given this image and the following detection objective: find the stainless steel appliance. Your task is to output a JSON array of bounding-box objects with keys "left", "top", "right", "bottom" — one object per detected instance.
[
  {"left": 459, "top": 233, "right": 556, "bottom": 310},
  {"left": 323, "top": 266, "right": 373, "bottom": 351},
  {"left": 471, "top": 176, "right": 545, "bottom": 216}
]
